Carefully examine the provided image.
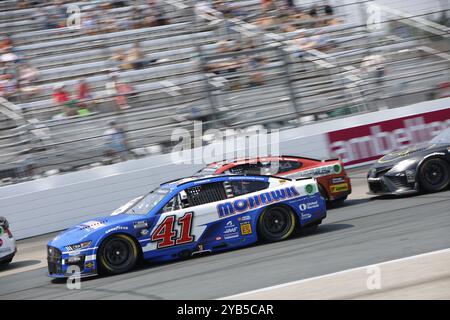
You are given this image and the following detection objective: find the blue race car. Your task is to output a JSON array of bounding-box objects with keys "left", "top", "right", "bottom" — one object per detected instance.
[{"left": 47, "top": 175, "right": 326, "bottom": 278}]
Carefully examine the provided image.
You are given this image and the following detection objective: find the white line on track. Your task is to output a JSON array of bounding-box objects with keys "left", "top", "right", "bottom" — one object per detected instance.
[{"left": 219, "top": 248, "right": 450, "bottom": 300}]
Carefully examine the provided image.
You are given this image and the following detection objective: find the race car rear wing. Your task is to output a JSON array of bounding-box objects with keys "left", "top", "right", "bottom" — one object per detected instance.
[
  {"left": 322, "top": 158, "right": 340, "bottom": 162},
  {"left": 280, "top": 155, "right": 340, "bottom": 163},
  {"left": 295, "top": 176, "right": 316, "bottom": 181}
]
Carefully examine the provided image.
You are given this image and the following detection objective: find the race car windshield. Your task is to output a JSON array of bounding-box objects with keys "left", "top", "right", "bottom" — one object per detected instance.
[
  {"left": 430, "top": 128, "right": 450, "bottom": 144},
  {"left": 123, "top": 188, "right": 171, "bottom": 215},
  {"left": 111, "top": 196, "right": 143, "bottom": 216}
]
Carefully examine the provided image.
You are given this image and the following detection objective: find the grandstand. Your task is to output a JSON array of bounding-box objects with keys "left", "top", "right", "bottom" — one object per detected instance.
[{"left": 0, "top": 0, "right": 449, "bottom": 184}]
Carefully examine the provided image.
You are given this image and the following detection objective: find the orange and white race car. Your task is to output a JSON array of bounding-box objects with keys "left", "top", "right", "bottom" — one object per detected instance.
[{"left": 195, "top": 155, "right": 352, "bottom": 203}]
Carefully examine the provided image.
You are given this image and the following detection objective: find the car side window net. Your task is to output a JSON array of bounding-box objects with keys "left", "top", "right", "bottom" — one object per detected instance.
[
  {"left": 185, "top": 182, "right": 227, "bottom": 207},
  {"left": 228, "top": 162, "right": 268, "bottom": 175},
  {"left": 277, "top": 161, "right": 301, "bottom": 173},
  {"left": 161, "top": 195, "right": 181, "bottom": 213},
  {"left": 224, "top": 181, "right": 270, "bottom": 198}
]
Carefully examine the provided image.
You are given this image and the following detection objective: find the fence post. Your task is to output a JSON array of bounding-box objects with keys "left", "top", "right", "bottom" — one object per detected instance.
[
  {"left": 188, "top": 0, "right": 220, "bottom": 125},
  {"left": 278, "top": 46, "right": 302, "bottom": 117}
]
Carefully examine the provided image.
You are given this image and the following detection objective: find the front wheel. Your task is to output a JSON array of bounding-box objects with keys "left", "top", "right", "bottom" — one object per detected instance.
[
  {"left": 419, "top": 158, "right": 450, "bottom": 193},
  {"left": 98, "top": 234, "right": 139, "bottom": 275},
  {"left": 258, "top": 206, "right": 296, "bottom": 242},
  {"left": 0, "top": 258, "right": 12, "bottom": 267}
]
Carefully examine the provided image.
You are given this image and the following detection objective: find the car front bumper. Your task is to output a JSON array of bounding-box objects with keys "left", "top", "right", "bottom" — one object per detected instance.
[
  {"left": 0, "top": 251, "right": 16, "bottom": 264},
  {"left": 47, "top": 246, "right": 98, "bottom": 278},
  {"left": 367, "top": 175, "right": 418, "bottom": 195}
]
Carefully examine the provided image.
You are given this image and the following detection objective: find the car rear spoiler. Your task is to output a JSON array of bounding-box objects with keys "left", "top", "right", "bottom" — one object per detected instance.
[
  {"left": 321, "top": 158, "right": 339, "bottom": 162},
  {"left": 281, "top": 155, "right": 340, "bottom": 163},
  {"left": 295, "top": 176, "right": 315, "bottom": 181}
]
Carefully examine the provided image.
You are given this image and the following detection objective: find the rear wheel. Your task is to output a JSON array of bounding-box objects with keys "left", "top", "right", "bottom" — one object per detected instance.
[
  {"left": 98, "top": 234, "right": 139, "bottom": 275},
  {"left": 419, "top": 158, "right": 450, "bottom": 193},
  {"left": 258, "top": 206, "right": 296, "bottom": 242},
  {"left": 330, "top": 195, "right": 347, "bottom": 207},
  {"left": 318, "top": 184, "right": 328, "bottom": 201}
]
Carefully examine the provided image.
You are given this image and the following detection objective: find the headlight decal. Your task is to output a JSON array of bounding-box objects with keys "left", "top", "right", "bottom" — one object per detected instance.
[{"left": 65, "top": 241, "right": 92, "bottom": 252}]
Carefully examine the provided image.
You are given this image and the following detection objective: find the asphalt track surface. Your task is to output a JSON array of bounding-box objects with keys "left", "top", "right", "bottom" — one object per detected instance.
[{"left": 0, "top": 167, "right": 449, "bottom": 299}]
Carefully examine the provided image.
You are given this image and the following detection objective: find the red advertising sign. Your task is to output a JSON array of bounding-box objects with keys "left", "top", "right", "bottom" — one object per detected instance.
[{"left": 327, "top": 108, "right": 450, "bottom": 166}]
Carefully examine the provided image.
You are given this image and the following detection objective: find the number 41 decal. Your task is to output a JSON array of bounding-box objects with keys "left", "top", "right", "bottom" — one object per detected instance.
[{"left": 151, "top": 212, "right": 195, "bottom": 249}]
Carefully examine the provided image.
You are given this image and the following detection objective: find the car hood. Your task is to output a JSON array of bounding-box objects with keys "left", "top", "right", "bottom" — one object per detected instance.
[
  {"left": 48, "top": 214, "right": 146, "bottom": 250},
  {"left": 373, "top": 143, "right": 444, "bottom": 168}
]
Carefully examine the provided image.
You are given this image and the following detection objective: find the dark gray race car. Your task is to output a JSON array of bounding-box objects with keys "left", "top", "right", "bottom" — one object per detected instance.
[{"left": 367, "top": 127, "right": 450, "bottom": 195}]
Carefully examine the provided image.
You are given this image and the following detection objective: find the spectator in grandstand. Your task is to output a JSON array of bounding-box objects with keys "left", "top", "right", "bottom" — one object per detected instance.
[
  {"left": 30, "top": 7, "right": 49, "bottom": 30},
  {"left": 309, "top": 7, "right": 318, "bottom": 18},
  {"left": 0, "top": 35, "right": 13, "bottom": 54},
  {"left": 261, "top": 0, "right": 275, "bottom": 13},
  {"left": 322, "top": 3, "right": 341, "bottom": 27},
  {"left": 18, "top": 63, "right": 39, "bottom": 85},
  {"left": 98, "top": 3, "right": 119, "bottom": 33},
  {"left": 16, "top": 0, "right": 30, "bottom": 9},
  {"left": 105, "top": 74, "right": 133, "bottom": 111},
  {"left": 292, "top": 30, "right": 318, "bottom": 58},
  {"left": 44, "top": 8, "right": 61, "bottom": 29},
  {"left": 148, "top": 0, "right": 169, "bottom": 26},
  {"left": 125, "top": 42, "right": 146, "bottom": 70},
  {"left": 52, "top": 83, "right": 79, "bottom": 117},
  {"left": 360, "top": 54, "right": 386, "bottom": 85},
  {"left": 0, "top": 51, "right": 18, "bottom": 64},
  {"left": 324, "top": 4, "right": 334, "bottom": 16},
  {"left": 82, "top": 12, "right": 100, "bottom": 35},
  {"left": 76, "top": 78, "right": 94, "bottom": 114},
  {"left": 17, "top": 63, "right": 41, "bottom": 99},
  {"left": 110, "top": 49, "right": 128, "bottom": 70},
  {"left": 254, "top": 14, "right": 277, "bottom": 28},
  {"left": 45, "top": 3, "right": 67, "bottom": 29},
  {"left": 0, "top": 74, "right": 18, "bottom": 101},
  {"left": 131, "top": 5, "right": 147, "bottom": 29},
  {"left": 77, "top": 78, "right": 92, "bottom": 101},
  {"left": 103, "top": 120, "right": 129, "bottom": 161},
  {"left": 286, "top": 0, "right": 295, "bottom": 8},
  {"left": 245, "top": 40, "right": 265, "bottom": 86},
  {"left": 213, "top": 0, "right": 239, "bottom": 18},
  {"left": 206, "top": 40, "right": 243, "bottom": 75}
]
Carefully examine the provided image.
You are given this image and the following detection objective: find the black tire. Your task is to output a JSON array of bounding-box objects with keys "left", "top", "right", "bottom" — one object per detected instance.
[
  {"left": 318, "top": 184, "right": 328, "bottom": 201},
  {"left": 418, "top": 158, "right": 450, "bottom": 193},
  {"left": 97, "top": 234, "right": 139, "bottom": 275},
  {"left": 258, "top": 206, "right": 296, "bottom": 242},
  {"left": 0, "top": 258, "right": 12, "bottom": 267},
  {"left": 330, "top": 195, "right": 347, "bottom": 207}
]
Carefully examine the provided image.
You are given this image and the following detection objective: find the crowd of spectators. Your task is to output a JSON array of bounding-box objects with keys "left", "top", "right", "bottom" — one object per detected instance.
[
  {"left": 205, "top": 38, "right": 266, "bottom": 87},
  {"left": 0, "top": 0, "right": 169, "bottom": 116},
  {"left": 202, "top": 1, "right": 342, "bottom": 87},
  {"left": 16, "top": 0, "right": 170, "bottom": 35},
  {"left": 254, "top": 2, "right": 342, "bottom": 32},
  {"left": 0, "top": 35, "right": 41, "bottom": 102},
  {"left": 51, "top": 73, "right": 135, "bottom": 117},
  {"left": 109, "top": 42, "right": 157, "bottom": 71}
]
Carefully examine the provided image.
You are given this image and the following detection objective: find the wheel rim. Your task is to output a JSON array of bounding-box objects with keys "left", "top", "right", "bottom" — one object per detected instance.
[
  {"left": 424, "top": 162, "right": 446, "bottom": 186},
  {"left": 104, "top": 239, "right": 131, "bottom": 267},
  {"left": 263, "top": 208, "right": 291, "bottom": 237}
]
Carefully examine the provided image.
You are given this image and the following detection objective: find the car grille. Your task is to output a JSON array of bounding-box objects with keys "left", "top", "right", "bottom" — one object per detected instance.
[
  {"left": 388, "top": 176, "right": 408, "bottom": 189},
  {"left": 47, "top": 246, "right": 62, "bottom": 275},
  {"left": 369, "top": 181, "right": 383, "bottom": 193}
]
